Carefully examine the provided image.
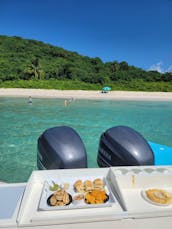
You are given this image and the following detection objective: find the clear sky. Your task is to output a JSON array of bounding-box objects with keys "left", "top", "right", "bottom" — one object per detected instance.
[{"left": 0, "top": 0, "right": 172, "bottom": 72}]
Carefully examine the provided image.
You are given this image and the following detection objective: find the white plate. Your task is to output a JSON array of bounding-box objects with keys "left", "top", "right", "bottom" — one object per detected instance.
[
  {"left": 141, "top": 189, "right": 172, "bottom": 206},
  {"left": 38, "top": 179, "right": 116, "bottom": 211}
]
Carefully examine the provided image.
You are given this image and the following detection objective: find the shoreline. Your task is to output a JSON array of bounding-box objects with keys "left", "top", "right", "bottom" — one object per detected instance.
[{"left": 0, "top": 88, "right": 172, "bottom": 101}]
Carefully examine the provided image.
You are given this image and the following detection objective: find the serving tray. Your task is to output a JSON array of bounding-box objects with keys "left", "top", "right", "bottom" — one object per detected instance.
[{"left": 38, "top": 177, "right": 116, "bottom": 211}]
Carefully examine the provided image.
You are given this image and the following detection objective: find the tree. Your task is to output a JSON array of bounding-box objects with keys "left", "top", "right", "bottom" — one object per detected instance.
[
  {"left": 119, "top": 61, "right": 129, "bottom": 71},
  {"left": 110, "top": 61, "right": 120, "bottom": 72},
  {"left": 162, "top": 72, "right": 172, "bottom": 81},
  {"left": 23, "top": 58, "right": 45, "bottom": 80}
]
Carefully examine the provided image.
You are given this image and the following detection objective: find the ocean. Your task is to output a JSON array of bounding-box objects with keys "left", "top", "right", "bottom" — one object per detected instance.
[{"left": 0, "top": 97, "right": 172, "bottom": 183}]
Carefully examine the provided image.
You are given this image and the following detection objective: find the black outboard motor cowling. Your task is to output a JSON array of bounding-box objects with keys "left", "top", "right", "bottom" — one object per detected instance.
[
  {"left": 37, "top": 126, "right": 87, "bottom": 169},
  {"left": 97, "top": 126, "right": 154, "bottom": 167}
]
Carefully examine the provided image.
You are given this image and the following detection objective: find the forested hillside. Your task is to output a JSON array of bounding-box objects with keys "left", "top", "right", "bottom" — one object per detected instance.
[{"left": 0, "top": 35, "right": 172, "bottom": 90}]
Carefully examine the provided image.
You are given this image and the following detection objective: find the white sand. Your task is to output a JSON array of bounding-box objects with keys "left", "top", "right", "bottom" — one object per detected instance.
[{"left": 0, "top": 88, "right": 172, "bottom": 101}]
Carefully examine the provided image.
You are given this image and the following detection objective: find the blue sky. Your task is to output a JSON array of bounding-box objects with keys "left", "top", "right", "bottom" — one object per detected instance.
[{"left": 0, "top": 0, "right": 172, "bottom": 72}]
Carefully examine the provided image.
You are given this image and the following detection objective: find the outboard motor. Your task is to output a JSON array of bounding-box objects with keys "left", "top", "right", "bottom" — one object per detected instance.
[
  {"left": 37, "top": 126, "right": 87, "bottom": 169},
  {"left": 97, "top": 126, "right": 154, "bottom": 167}
]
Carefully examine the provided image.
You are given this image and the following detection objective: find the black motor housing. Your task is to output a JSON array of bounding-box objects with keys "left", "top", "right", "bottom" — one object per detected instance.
[
  {"left": 37, "top": 126, "right": 87, "bottom": 169},
  {"left": 97, "top": 126, "right": 154, "bottom": 167}
]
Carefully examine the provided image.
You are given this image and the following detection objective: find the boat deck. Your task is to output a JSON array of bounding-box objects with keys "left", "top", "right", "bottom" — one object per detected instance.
[{"left": 1, "top": 166, "right": 172, "bottom": 229}]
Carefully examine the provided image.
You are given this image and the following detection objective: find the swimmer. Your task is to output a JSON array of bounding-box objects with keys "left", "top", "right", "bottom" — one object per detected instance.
[
  {"left": 64, "top": 99, "right": 67, "bottom": 106},
  {"left": 68, "top": 97, "right": 74, "bottom": 104},
  {"left": 28, "top": 96, "right": 32, "bottom": 105},
  {"left": 64, "top": 98, "right": 74, "bottom": 106}
]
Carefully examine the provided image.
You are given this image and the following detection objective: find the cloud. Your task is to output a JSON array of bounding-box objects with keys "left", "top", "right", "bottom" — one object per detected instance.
[
  {"left": 148, "top": 61, "right": 163, "bottom": 73},
  {"left": 148, "top": 62, "right": 172, "bottom": 73},
  {"left": 167, "top": 65, "right": 172, "bottom": 73}
]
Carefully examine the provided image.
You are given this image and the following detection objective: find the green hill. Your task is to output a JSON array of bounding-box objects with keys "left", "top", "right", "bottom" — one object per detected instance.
[{"left": 0, "top": 35, "right": 172, "bottom": 91}]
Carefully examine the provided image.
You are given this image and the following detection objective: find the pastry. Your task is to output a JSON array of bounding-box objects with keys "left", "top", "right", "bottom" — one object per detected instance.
[
  {"left": 93, "top": 178, "right": 104, "bottom": 190},
  {"left": 54, "top": 189, "right": 65, "bottom": 201},
  {"left": 73, "top": 194, "right": 84, "bottom": 201},
  {"left": 84, "top": 180, "right": 94, "bottom": 192},
  {"left": 48, "top": 188, "right": 71, "bottom": 206},
  {"left": 62, "top": 192, "right": 70, "bottom": 204},
  {"left": 49, "top": 195, "right": 57, "bottom": 206},
  {"left": 74, "top": 180, "right": 85, "bottom": 193}
]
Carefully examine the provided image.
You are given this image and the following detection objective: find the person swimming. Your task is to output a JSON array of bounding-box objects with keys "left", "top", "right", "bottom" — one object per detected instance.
[
  {"left": 64, "top": 97, "right": 74, "bottom": 106},
  {"left": 28, "top": 96, "right": 32, "bottom": 105},
  {"left": 68, "top": 97, "right": 74, "bottom": 103},
  {"left": 64, "top": 99, "right": 67, "bottom": 106}
]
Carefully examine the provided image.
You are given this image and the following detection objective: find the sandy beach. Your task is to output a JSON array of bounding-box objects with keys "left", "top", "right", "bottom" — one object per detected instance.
[{"left": 0, "top": 88, "right": 172, "bottom": 101}]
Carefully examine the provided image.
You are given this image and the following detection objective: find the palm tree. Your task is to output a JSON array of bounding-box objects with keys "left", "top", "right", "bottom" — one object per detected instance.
[{"left": 24, "top": 58, "right": 45, "bottom": 79}]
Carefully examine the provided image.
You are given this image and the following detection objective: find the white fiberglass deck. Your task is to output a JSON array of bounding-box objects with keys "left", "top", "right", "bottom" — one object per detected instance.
[{"left": 1, "top": 166, "right": 172, "bottom": 229}]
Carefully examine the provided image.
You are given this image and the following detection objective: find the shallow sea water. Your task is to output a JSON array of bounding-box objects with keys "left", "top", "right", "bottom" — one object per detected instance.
[{"left": 0, "top": 97, "right": 172, "bottom": 183}]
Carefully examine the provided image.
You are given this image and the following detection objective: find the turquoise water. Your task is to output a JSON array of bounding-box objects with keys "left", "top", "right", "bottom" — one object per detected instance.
[{"left": 0, "top": 97, "right": 172, "bottom": 183}]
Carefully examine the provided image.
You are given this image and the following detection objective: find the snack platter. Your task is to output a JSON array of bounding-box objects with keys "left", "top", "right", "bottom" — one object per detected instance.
[{"left": 38, "top": 177, "right": 116, "bottom": 211}]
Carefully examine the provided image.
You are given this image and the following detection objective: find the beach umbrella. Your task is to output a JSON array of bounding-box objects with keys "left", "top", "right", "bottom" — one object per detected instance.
[{"left": 103, "top": 86, "right": 111, "bottom": 91}]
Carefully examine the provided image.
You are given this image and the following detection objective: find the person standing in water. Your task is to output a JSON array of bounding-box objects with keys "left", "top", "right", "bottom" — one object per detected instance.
[
  {"left": 64, "top": 99, "right": 67, "bottom": 106},
  {"left": 28, "top": 96, "right": 32, "bottom": 105},
  {"left": 64, "top": 97, "right": 74, "bottom": 106}
]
